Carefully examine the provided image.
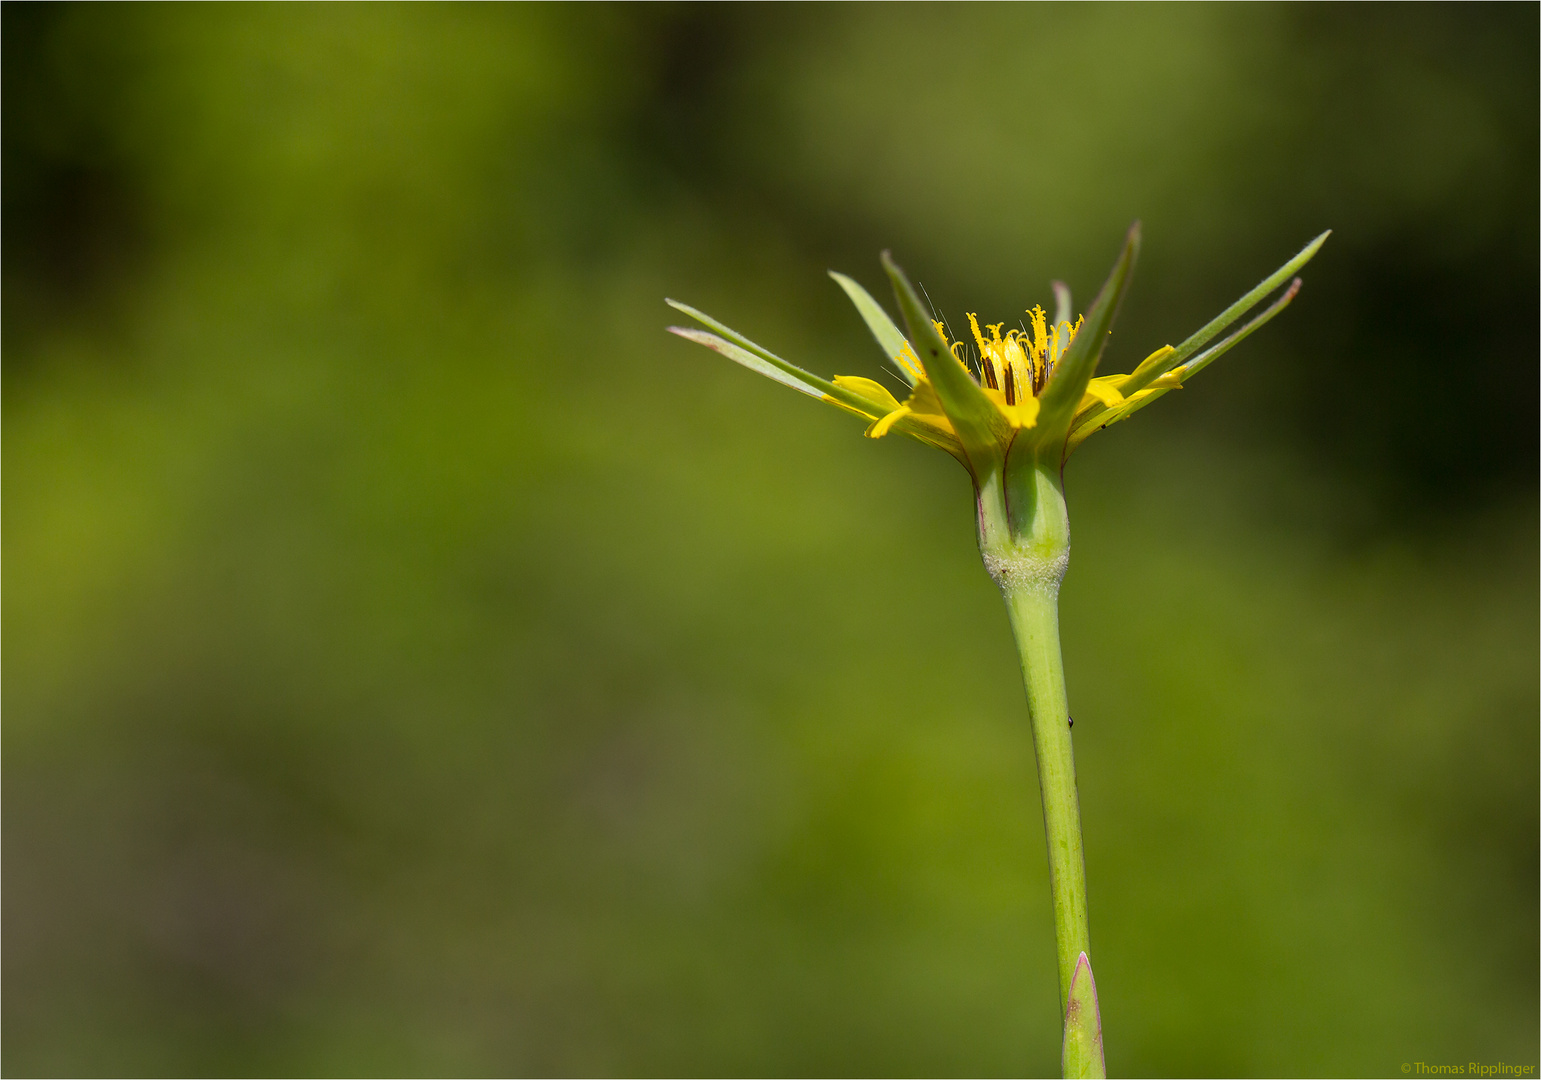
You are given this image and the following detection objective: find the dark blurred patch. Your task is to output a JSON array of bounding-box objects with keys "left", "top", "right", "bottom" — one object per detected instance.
[
  {"left": 2, "top": 3, "right": 152, "bottom": 361},
  {"left": 1278, "top": 3, "right": 1540, "bottom": 517},
  {"left": 630, "top": 4, "right": 745, "bottom": 180},
  {"left": 1298, "top": 238, "right": 1539, "bottom": 516}
]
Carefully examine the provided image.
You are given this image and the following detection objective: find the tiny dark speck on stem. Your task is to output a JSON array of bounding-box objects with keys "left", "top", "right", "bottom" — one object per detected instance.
[{"left": 1068, "top": 715, "right": 1074, "bottom": 729}]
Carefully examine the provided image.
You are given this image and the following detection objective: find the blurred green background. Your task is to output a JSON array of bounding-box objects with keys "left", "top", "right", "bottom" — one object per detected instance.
[{"left": 4, "top": 5, "right": 1536, "bottom": 1076}]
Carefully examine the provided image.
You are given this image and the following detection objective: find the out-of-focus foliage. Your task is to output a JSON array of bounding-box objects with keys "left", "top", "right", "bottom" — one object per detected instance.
[{"left": 4, "top": 5, "right": 1535, "bottom": 1076}]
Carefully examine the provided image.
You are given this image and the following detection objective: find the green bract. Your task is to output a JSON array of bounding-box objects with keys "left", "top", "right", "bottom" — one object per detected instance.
[{"left": 1062, "top": 952, "right": 1106, "bottom": 1079}]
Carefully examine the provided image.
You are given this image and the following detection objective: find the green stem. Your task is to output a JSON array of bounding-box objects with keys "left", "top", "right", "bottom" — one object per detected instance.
[
  {"left": 976, "top": 459, "right": 1096, "bottom": 1072},
  {"left": 1003, "top": 575, "right": 1088, "bottom": 1008}
]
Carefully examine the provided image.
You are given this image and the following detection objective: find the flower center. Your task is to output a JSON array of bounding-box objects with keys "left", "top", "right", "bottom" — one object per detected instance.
[{"left": 928, "top": 307, "right": 1083, "bottom": 405}]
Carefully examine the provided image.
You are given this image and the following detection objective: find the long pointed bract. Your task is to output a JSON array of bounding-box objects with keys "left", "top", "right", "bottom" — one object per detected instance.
[
  {"left": 665, "top": 301, "right": 891, "bottom": 419},
  {"left": 1177, "top": 276, "right": 1304, "bottom": 380},
  {"left": 1168, "top": 230, "right": 1329, "bottom": 367},
  {"left": 1065, "top": 274, "right": 1306, "bottom": 451},
  {"left": 1052, "top": 281, "right": 1073, "bottom": 330},
  {"left": 829, "top": 271, "right": 916, "bottom": 386},
  {"left": 881, "top": 251, "right": 1008, "bottom": 468},
  {"left": 1032, "top": 222, "right": 1141, "bottom": 460},
  {"left": 666, "top": 327, "right": 826, "bottom": 399}
]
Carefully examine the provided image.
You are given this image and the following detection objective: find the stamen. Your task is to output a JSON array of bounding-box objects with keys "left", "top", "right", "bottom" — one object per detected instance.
[
  {"left": 1026, "top": 305, "right": 1050, "bottom": 388},
  {"left": 965, "top": 313, "right": 990, "bottom": 386},
  {"left": 1003, "top": 365, "right": 1017, "bottom": 405},
  {"left": 1004, "top": 335, "right": 1031, "bottom": 400}
]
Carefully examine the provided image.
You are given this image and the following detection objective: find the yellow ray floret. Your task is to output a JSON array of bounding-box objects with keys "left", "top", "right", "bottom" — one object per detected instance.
[
  {"left": 864, "top": 377, "right": 956, "bottom": 440},
  {"left": 826, "top": 307, "right": 1182, "bottom": 451},
  {"left": 824, "top": 299, "right": 1104, "bottom": 445},
  {"left": 821, "top": 375, "right": 959, "bottom": 446}
]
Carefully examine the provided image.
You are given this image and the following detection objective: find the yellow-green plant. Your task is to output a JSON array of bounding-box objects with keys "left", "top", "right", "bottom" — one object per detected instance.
[{"left": 668, "top": 224, "right": 1328, "bottom": 1078}]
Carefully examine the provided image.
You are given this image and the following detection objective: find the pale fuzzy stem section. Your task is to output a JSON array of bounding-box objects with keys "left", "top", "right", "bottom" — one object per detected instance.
[{"left": 983, "top": 547, "right": 1070, "bottom": 594}]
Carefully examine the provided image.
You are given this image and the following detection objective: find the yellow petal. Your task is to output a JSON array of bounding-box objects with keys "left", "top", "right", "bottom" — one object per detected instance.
[
  {"left": 822, "top": 394, "right": 882, "bottom": 421},
  {"left": 866, "top": 405, "right": 911, "bottom": 439},
  {"left": 903, "top": 377, "right": 950, "bottom": 421},
  {"left": 1004, "top": 395, "right": 1040, "bottom": 429},
  {"left": 830, "top": 375, "right": 959, "bottom": 442},
  {"left": 831, "top": 375, "right": 904, "bottom": 413},
  {"left": 1125, "top": 345, "right": 1177, "bottom": 385},
  {"left": 981, "top": 388, "right": 1041, "bottom": 429},
  {"left": 1080, "top": 376, "right": 1125, "bottom": 409}
]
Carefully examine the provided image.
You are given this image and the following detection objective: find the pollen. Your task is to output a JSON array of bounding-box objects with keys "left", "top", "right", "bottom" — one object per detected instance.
[{"left": 962, "top": 305, "right": 1083, "bottom": 399}]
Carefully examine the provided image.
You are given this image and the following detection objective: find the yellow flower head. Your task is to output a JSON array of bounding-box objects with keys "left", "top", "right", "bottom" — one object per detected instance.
[{"left": 668, "top": 225, "right": 1329, "bottom": 482}]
